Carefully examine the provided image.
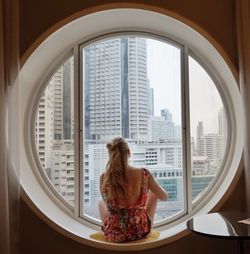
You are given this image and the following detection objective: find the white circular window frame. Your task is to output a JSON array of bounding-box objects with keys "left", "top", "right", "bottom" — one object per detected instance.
[{"left": 19, "top": 9, "right": 243, "bottom": 250}]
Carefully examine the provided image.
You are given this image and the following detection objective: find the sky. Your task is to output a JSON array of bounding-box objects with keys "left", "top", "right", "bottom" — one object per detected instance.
[{"left": 147, "top": 38, "right": 223, "bottom": 139}]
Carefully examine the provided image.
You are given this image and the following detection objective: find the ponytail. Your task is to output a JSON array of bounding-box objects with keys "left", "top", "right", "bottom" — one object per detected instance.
[{"left": 102, "top": 137, "right": 129, "bottom": 203}]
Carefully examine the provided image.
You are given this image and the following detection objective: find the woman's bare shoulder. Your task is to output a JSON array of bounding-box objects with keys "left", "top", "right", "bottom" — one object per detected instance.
[
  {"left": 127, "top": 165, "right": 142, "bottom": 170},
  {"left": 127, "top": 166, "right": 144, "bottom": 175}
]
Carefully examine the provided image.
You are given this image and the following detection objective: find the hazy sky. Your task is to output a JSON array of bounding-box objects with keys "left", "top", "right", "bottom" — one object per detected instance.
[
  {"left": 147, "top": 39, "right": 181, "bottom": 122},
  {"left": 147, "top": 38, "right": 223, "bottom": 139}
]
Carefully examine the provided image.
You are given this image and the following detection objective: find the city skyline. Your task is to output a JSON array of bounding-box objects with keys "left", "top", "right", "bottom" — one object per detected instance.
[{"left": 147, "top": 38, "right": 224, "bottom": 137}]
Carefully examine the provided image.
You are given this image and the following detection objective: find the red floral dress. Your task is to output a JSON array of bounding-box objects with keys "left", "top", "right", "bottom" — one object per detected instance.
[{"left": 101, "top": 168, "right": 151, "bottom": 243}]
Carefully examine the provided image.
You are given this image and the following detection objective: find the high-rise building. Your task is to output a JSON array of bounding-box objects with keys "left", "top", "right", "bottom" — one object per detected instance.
[
  {"left": 87, "top": 143, "right": 108, "bottom": 206},
  {"left": 198, "top": 133, "right": 224, "bottom": 172},
  {"left": 195, "top": 119, "right": 226, "bottom": 173},
  {"left": 174, "top": 125, "right": 182, "bottom": 140},
  {"left": 148, "top": 79, "right": 154, "bottom": 116},
  {"left": 52, "top": 58, "right": 74, "bottom": 140},
  {"left": 35, "top": 89, "right": 53, "bottom": 170},
  {"left": 192, "top": 156, "right": 209, "bottom": 175},
  {"left": 161, "top": 108, "right": 173, "bottom": 122},
  {"left": 149, "top": 115, "right": 175, "bottom": 141},
  {"left": 149, "top": 108, "right": 180, "bottom": 141},
  {"left": 196, "top": 121, "right": 204, "bottom": 155},
  {"left": 84, "top": 37, "right": 149, "bottom": 141},
  {"left": 35, "top": 57, "right": 75, "bottom": 203},
  {"left": 50, "top": 141, "right": 75, "bottom": 204}
]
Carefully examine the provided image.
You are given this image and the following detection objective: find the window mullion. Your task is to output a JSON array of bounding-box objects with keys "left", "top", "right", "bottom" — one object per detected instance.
[
  {"left": 73, "top": 44, "right": 81, "bottom": 217},
  {"left": 182, "top": 45, "right": 192, "bottom": 214}
]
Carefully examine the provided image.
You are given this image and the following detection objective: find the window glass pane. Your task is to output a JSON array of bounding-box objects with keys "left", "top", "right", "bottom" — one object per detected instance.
[
  {"left": 189, "top": 56, "right": 227, "bottom": 202},
  {"left": 82, "top": 36, "right": 183, "bottom": 222},
  {"left": 35, "top": 56, "right": 75, "bottom": 206}
]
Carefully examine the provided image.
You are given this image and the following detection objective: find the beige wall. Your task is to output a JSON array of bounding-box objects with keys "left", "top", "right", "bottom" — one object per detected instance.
[
  {"left": 19, "top": 1, "right": 245, "bottom": 253},
  {"left": 20, "top": 0, "right": 238, "bottom": 69}
]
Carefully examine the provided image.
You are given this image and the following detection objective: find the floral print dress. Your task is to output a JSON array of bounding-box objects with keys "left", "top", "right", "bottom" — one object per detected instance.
[{"left": 101, "top": 168, "right": 151, "bottom": 243}]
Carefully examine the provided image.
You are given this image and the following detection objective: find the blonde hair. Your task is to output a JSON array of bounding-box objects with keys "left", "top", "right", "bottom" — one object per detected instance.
[{"left": 102, "top": 137, "right": 130, "bottom": 203}]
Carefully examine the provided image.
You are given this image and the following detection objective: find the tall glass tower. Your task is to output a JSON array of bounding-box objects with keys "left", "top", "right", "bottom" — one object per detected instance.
[{"left": 84, "top": 36, "right": 149, "bottom": 141}]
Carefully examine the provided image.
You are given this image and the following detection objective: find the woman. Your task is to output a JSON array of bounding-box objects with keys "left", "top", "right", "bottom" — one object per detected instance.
[{"left": 98, "top": 137, "right": 168, "bottom": 242}]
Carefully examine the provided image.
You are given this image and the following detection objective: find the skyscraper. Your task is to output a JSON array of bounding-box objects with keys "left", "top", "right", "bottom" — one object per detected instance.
[
  {"left": 52, "top": 58, "right": 74, "bottom": 141},
  {"left": 161, "top": 108, "right": 173, "bottom": 122},
  {"left": 149, "top": 115, "right": 176, "bottom": 141},
  {"left": 196, "top": 121, "right": 204, "bottom": 155},
  {"left": 195, "top": 120, "right": 225, "bottom": 173},
  {"left": 149, "top": 108, "right": 180, "bottom": 141},
  {"left": 35, "top": 57, "right": 75, "bottom": 203},
  {"left": 84, "top": 36, "right": 149, "bottom": 141},
  {"left": 198, "top": 134, "right": 224, "bottom": 172},
  {"left": 148, "top": 79, "right": 154, "bottom": 116}
]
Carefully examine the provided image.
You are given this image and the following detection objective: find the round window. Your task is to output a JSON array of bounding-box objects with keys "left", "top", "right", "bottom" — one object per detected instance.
[
  {"left": 20, "top": 9, "right": 243, "bottom": 249},
  {"left": 34, "top": 34, "right": 228, "bottom": 226}
]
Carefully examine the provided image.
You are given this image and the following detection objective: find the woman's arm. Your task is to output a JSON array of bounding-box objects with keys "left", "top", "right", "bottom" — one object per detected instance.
[
  {"left": 148, "top": 171, "right": 168, "bottom": 201},
  {"left": 98, "top": 172, "right": 109, "bottom": 223},
  {"left": 99, "top": 172, "right": 105, "bottom": 193}
]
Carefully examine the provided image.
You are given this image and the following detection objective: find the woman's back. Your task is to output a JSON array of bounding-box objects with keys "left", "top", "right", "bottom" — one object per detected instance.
[{"left": 114, "top": 166, "right": 144, "bottom": 208}]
